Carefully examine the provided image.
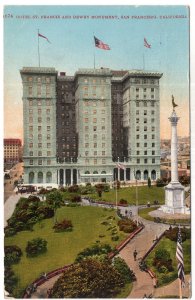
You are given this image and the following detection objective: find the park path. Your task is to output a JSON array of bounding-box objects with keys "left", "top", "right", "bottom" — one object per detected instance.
[{"left": 119, "top": 219, "right": 169, "bottom": 298}]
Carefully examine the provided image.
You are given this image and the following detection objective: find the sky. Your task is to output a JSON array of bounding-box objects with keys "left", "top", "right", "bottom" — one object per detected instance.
[{"left": 3, "top": 5, "right": 190, "bottom": 141}]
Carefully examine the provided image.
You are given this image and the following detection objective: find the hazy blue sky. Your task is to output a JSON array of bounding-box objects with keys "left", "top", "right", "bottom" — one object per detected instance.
[{"left": 4, "top": 5, "right": 190, "bottom": 140}]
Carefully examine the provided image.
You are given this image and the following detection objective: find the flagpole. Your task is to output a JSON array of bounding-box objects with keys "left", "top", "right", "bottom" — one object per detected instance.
[
  {"left": 178, "top": 278, "right": 182, "bottom": 299},
  {"left": 115, "top": 170, "right": 118, "bottom": 209},
  {"left": 143, "top": 53, "right": 145, "bottom": 70},
  {"left": 38, "top": 29, "right": 40, "bottom": 67},
  {"left": 93, "top": 34, "right": 96, "bottom": 69}
]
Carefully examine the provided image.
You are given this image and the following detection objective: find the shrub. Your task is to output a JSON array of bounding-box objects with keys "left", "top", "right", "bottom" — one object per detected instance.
[
  {"left": 75, "top": 243, "right": 112, "bottom": 263},
  {"left": 4, "top": 245, "right": 23, "bottom": 266},
  {"left": 111, "top": 235, "right": 119, "bottom": 241},
  {"left": 165, "top": 227, "right": 190, "bottom": 242},
  {"left": 53, "top": 219, "right": 73, "bottom": 232},
  {"left": 46, "top": 190, "right": 63, "bottom": 206},
  {"left": 118, "top": 219, "right": 137, "bottom": 233},
  {"left": 119, "top": 199, "right": 128, "bottom": 205},
  {"left": 113, "top": 257, "right": 136, "bottom": 283},
  {"left": 156, "top": 178, "right": 166, "bottom": 187},
  {"left": 153, "top": 248, "right": 174, "bottom": 272},
  {"left": 50, "top": 259, "right": 124, "bottom": 298},
  {"left": 155, "top": 249, "right": 171, "bottom": 261},
  {"left": 26, "top": 238, "right": 47, "bottom": 257},
  {"left": 4, "top": 266, "right": 18, "bottom": 294},
  {"left": 68, "top": 185, "right": 80, "bottom": 193},
  {"left": 4, "top": 227, "right": 16, "bottom": 237},
  {"left": 71, "top": 195, "right": 81, "bottom": 203},
  {"left": 36, "top": 205, "right": 54, "bottom": 219}
]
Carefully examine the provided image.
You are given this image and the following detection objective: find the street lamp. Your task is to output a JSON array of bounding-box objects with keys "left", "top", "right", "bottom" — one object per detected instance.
[{"left": 134, "top": 168, "right": 139, "bottom": 226}]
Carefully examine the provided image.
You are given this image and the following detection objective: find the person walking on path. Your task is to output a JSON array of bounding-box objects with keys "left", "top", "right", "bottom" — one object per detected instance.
[{"left": 133, "top": 249, "right": 138, "bottom": 261}]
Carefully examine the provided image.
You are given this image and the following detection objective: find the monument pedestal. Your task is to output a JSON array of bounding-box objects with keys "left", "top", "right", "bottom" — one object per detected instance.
[{"left": 162, "top": 181, "right": 185, "bottom": 214}]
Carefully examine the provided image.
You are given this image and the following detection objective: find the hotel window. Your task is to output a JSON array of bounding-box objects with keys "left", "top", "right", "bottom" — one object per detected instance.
[
  {"left": 136, "top": 134, "right": 140, "bottom": 139},
  {"left": 85, "top": 151, "right": 89, "bottom": 156},
  {"left": 38, "top": 151, "right": 42, "bottom": 156},
  {"left": 38, "top": 134, "right": 42, "bottom": 141},
  {"left": 136, "top": 110, "right": 139, "bottom": 115},
  {"left": 102, "top": 143, "right": 105, "bottom": 148},
  {"left": 38, "top": 126, "right": 42, "bottom": 132},
  {"left": 93, "top": 126, "right": 97, "bottom": 131},
  {"left": 38, "top": 159, "right": 42, "bottom": 165},
  {"left": 143, "top": 79, "right": 147, "bottom": 84},
  {"left": 144, "top": 159, "right": 148, "bottom": 164},
  {"left": 29, "top": 109, "right": 33, "bottom": 114},
  {"left": 136, "top": 102, "right": 139, "bottom": 107},
  {"left": 84, "top": 78, "right": 88, "bottom": 83},
  {"left": 93, "top": 134, "right": 97, "bottom": 139},
  {"left": 94, "top": 143, "right": 97, "bottom": 148},
  {"left": 47, "top": 134, "right": 50, "bottom": 140},
  {"left": 102, "top": 159, "right": 106, "bottom": 164},
  {"left": 46, "top": 109, "right": 50, "bottom": 115},
  {"left": 84, "top": 111, "right": 88, "bottom": 115},
  {"left": 152, "top": 126, "right": 155, "bottom": 132},
  {"left": 151, "top": 110, "right": 155, "bottom": 115},
  {"left": 102, "top": 151, "right": 105, "bottom": 156},
  {"left": 144, "top": 143, "right": 147, "bottom": 147},
  {"left": 84, "top": 118, "right": 88, "bottom": 123},
  {"left": 152, "top": 151, "right": 155, "bottom": 155},
  {"left": 85, "top": 159, "right": 89, "bottom": 164},
  {"left": 47, "top": 126, "right": 51, "bottom": 131},
  {"left": 47, "top": 151, "right": 51, "bottom": 156},
  {"left": 93, "top": 118, "right": 97, "bottom": 123},
  {"left": 29, "top": 100, "right": 33, "bottom": 106},
  {"left": 38, "top": 143, "right": 42, "bottom": 148},
  {"left": 85, "top": 143, "right": 89, "bottom": 148},
  {"left": 144, "top": 118, "right": 147, "bottom": 124},
  {"left": 29, "top": 117, "right": 33, "bottom": 123},
  {"left": 152, "top": 134, "right": 155, "bottom": 139},
  {"left": 136, "top": 94, "right": 139, "bottom": 99},
  {"left": 144, "top": 88, "right": 147, "bottom": 92},
  {"left": 28, "top": 77, "right": 33, "bottom": 82},
  {"left": 85, "top": 126, "right": 89, "bottom": 131},
  {"left": 46, "top": 85, "right": 50, "bottom": 96},
  {"left": 136, "top": 88, "right": 139, "bottom": 92},
  {"left": 137, "top": 158, "right": 140, "bottom": 164},
  {"left": 137, "top": 151, "right": 140, "bottom": 155},
  {"left": 144, "top": 151, "right": 147, "bottom": 155},
  {"left": 83, "top": 86, "right": 88, "bottom": 91},
  {"left": 137, "top": 143, "right": 140, "bottom": 147},
  {"left": 84, "top": 101, "right": 89, "bottom": 106},
  {"left": 144, "top": 135, "right": 147, "bottom": 139},
  {"left": 37, "top": 100, "right": 41, "bottom": 106},
  {"left": 94, "top": 159, "right": 97, "bottom": 164},
  {"left": 101, "top": 110, "right": 105, "bottom": 114},
  {"left": 37, "top": 85, "right": 41, "bottom": 96},
  {"left": 152, "top": 143, "right": 155, "bottom": 147},
  {"left": 151, "top": 95, "right": 154, "bottom": 99},
  {"left": 151, "top": 88, "right": 154, "bottom": 92},
  {"left": 152, "top": 158, "right": 155, "bottom": 163},
  {"left": 47, "top": 143, "right": 51, "bottom": 148},
  {"left": 151, "top": 102, "right": 155, "bottom": 107},
  {"left": 30, "top": 159, "right": 33, "bottom": 165},
  {"left": 150, "top": 79, "right": 154, "bottom": 84},
  {"left": 151, "top": 118, "right": 155, "bottom": 123},
  {"left": 29, "top": 143, "right": 33, "bottom": 148},
  {"left": 46, "top": 100, "right": 51, "bottom": 106},
  {"left": 29, "top": 86, "right": 32, "bottom": 96},
  {"left": 102, "top": 126, "right": 105, "bottom": 130},
  {"left": 136, "top": 118, "right": 139, "bottom": 124},
  {"left": 94, "top": 151, "right": 97, "bottom": 156},
  {"left": 144, "top": 110, "right": 147, "bottom": 115},
  {"left": 47, "top": 117, "right": 50, "bottom": 122},
  {"left": 37, "top": 77, "right": 41, "bottom": 83},
  {"left": 144, "top": 102, "right": 147, "bottom": 107},
  {"left": 47, "top": 159, "right": 51, "bottom": 165},
  {"left": 46, "top": 77, "right": 51, "bottom": 83},
  {"left": 144, "top": 126, "right": 147, "bottom": 131},
  {"left": 29, "top": 151, "right": 33, "bottom": 156},
  {"left": 136, "top": 126, "right": 139, "bottom": 132},
  {"left": 38, "top": 117, "right": 42, "bottom": 123},
  {"left": 38, "top": 108, "right": 42, "bottom": 115},
  {"left": 101, "top": 118, "right": 105, "bottom": 123},
  {"left": 144, "top": 94, "right": 146, "bottom": 99}
]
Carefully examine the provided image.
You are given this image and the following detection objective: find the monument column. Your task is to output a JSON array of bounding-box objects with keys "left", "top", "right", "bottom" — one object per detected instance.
[{"left": 169, "top": 111, "right": 179, "bottom": 182}]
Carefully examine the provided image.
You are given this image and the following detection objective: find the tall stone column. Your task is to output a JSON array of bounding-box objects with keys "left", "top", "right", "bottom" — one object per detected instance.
[
  {"left": 71, "top": 169, "right": 73, "bottom": 186},
  {"left": 162, "top": 109, "right": 185, "bottom": 214}
]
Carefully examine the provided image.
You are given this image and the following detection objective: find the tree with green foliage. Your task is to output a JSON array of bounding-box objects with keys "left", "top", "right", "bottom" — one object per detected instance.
[
  {"left": 75, "top": 243, "right": 112, "bottom": 263},
  {"left": 46, "top": 190, "right": 63, "bottom": 223},
  {"left": 50, "top": 259, "right": 124, "bottom": 298},
  {"left": 148, "top": 177, "right": 151, "bottom": 188},
  {"left": 4, "top": 245, "right": 22, "bottom": 266},
  {"left": 113, "top": 257, "right": 136, "bottom": 283},
  {"left": 25, "top": 238, "right": 47, "bottom": 257}
]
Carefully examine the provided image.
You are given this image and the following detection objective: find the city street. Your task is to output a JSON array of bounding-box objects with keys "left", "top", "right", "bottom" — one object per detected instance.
[{"left": 4, "top": 162, "right": 23, "bottom": 203}]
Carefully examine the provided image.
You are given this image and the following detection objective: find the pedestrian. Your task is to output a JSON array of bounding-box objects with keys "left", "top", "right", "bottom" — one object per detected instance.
[{"left": 133, "top": 249, "right": 138, "bottom": 261}]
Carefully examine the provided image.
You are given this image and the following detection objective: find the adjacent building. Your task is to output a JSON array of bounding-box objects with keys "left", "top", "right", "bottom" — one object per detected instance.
[
  {"left": 4, "top": 138, "right": 22, "bottom": 165},
  {"left": 20, "top": 67, "right": 163, "bottom": 185}
]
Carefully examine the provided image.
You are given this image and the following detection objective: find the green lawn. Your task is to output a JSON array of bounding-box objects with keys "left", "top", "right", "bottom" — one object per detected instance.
[
  {"left": 116, "top": 282, "right": 133, "bottom": 298},
  {"left": 145, "top": 237, "right": 191, "bottom": 287},
  {"left": 139, "top": 207, "right": 191, "bottom": 225},
  {"left": 86, "top": 186, "right": 165, "bottom": 205},
  {"left": 5, "top": 206, "right": 128, "bottom": 297}
]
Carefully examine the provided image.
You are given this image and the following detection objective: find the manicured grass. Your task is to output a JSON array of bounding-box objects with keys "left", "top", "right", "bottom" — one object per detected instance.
[
  {"left": 139, "top": 207, "right": 191, "bottom": 225},
  {"left": 145, "top": 237, "right": 191, "bottom": 287},
  {"left": 115, "top": 282, "right": 133, "bottom": 298},
  {"left": 5, "top": 206, "right": 128, "bottom": 298},
  {"left": 87, "top": 186, "right": 165, "bottom": 205}
]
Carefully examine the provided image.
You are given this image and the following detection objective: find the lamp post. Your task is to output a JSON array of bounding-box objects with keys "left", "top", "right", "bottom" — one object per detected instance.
[{"left": 134, "top": 168, "right": 139, "bottom": 226}]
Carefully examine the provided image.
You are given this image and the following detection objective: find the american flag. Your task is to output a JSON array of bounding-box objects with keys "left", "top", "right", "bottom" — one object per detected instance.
[
  {"left": 38, "top": 33, "right": 51, "bottom": 43},
  {"left": 116, "top": 163, "right": 126, "bottom": 170},
  {"left": 176, "top": 227, "right": 185, "bottom": 287},
  {"left": 144, "top": 37, "right": 151, "bottom": 49},
  {"left": 94, "top": 36, "right": 110, "bottom": 50}
]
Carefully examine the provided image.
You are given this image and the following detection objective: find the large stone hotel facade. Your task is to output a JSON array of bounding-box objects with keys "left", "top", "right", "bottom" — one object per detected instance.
[{"left": 20, "top": 67, "right": 163, "bottom": 186}]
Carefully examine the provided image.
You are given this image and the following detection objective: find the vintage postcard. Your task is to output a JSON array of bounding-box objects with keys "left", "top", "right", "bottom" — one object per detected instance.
[{"left": 4, "top": 5, "right": 191, "bottom": 299}]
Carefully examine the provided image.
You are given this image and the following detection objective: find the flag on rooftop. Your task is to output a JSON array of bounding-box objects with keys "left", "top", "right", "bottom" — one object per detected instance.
[
  {"left": 38, "top": 32, "right": 51, "bottom": 43},
  {"left": 176, "top": 227, "right": 185, "bottom": 287},
  {"left": 94, "top": 36, "right": 111, "bottom": 50},
  {"left": 144, "top": 37, "right": 151, "bottom": 48},
  {"left": 116, "top": 163, "right": 126, "bottom": 170}
]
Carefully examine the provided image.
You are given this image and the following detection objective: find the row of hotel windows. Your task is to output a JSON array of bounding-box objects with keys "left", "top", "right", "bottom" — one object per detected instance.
[
  {"left": 85, "top": 159, "right": 107, "bottom": 164},
  {"left": 29, "top": 143, "right": 51, "bottom": 148},
  {"left": 81, "top": 78, "right": 107, "bottom": 84},
  {"left": 28, "top": 86, "right": 51, "bottom": 97},
  {"left": 29, "top": 126, "right": 51, "bottom": 132},
  {"left": 29, "top": 108, "right": 51, "bottom": 115},
  {"left": 133, "top": 78, "right": 156, "bottom": 84},
  {"left": 84, "top": 118, "right": 106, "bottom": 123},
  {"left": 29, "top": 159, "right": 51, "bottom": 165},
  {"left": 85, "top": 151, "right": 106, "bottom": 156},
  {"left": 85, "top": 125, "right": 106, "bottom": 131},
  {"left": 136, "top": 142, "right": 156, "bottom": 147},
  {"left": 136, "top": 118, "right": 155, "bottom": 123},
  {"left": 84, "top": 109, "right": 106, "bottom": 115},
  {"left": 84, "top": 143, "right": 106, "bottom": 148},
  {"left": 136, "top": 94, "right": 154, "bottom": 99},
  {"left": 137, "top": 134, "right": 155, "bottom": 139},
  {"left": 136, "top": 126, "right": 155, "bottom": 132},
  {"left": 29, "top": 100, "right": 52, "bottom": 106},
  {"left": 29, "top": 117, "right": 51, "bottom": 123},
  {"left": 85, "top": 134, "right": 106, "bottom": 140},
  {"left": 29, "top": 151, "right": 51, "bottom": 156},
  {"left": 29, "top": 134, "right": 51, "bottom": 141},
  {"left": 136, "top": 110, "right": 155, "bottom": 115},
  {"left": 136, "top": 102, "right": 155, "bottom": 107},
  {"left": 137, "top": 158, "right": 156, "bottom": 164},
  {"left": 136, "top": 88, "right": 155, "bottom": 92},
  {"left": 83, "top": 100, "right": 106, "bottom": 106},
  {"left": 136, "top": 150, "right": 156, "bottom": 155},
  {"left": 28, "top": 77, "right": 51, "bottom": 83}
]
